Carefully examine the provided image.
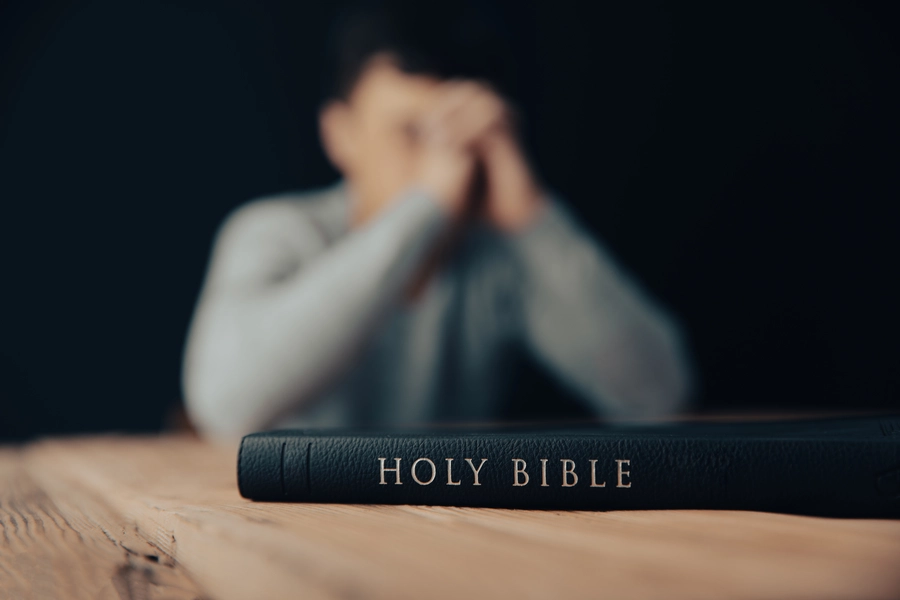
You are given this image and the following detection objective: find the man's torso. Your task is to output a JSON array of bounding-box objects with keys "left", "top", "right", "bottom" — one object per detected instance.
[{"left": 272, "top": 181, "right": 525, "bottom": 428}]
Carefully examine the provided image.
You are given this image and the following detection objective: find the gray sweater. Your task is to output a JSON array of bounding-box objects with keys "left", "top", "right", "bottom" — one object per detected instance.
[{"left": 182, "top": 181, "right": 692, "bottom": 437}]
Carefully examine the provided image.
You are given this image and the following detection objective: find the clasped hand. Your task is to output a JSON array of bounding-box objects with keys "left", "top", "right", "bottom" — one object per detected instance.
[{"left": 414, "top": 81, "right": 545, "bottom": 232}]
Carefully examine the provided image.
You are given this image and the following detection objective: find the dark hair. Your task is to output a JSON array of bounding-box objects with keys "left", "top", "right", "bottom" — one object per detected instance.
[{"left": 321, "top": 0, "right": 520, "bottom": 104}]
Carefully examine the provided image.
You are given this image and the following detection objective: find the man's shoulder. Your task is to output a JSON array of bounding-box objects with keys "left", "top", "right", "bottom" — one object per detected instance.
[{"left": 219, "top": 181, "right": 351, "bottom": 246}]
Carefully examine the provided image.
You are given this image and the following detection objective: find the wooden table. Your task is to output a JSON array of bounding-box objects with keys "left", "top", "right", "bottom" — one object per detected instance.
[{"left": 2, "top": 435, "right": 899, "bottom": 599}]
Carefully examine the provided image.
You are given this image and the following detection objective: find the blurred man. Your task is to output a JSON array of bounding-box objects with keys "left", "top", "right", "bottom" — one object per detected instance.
[{"left": 182, "top": 0, "right": 692, "bottom": 438}]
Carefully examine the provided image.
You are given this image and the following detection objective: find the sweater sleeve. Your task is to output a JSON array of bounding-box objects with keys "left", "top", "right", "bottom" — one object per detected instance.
[
  {"left": 182, "top": 186, "right": 450, "bottom": 438},
  {"left": 505, "top": 195, "right": 694, "bottom": 419}
]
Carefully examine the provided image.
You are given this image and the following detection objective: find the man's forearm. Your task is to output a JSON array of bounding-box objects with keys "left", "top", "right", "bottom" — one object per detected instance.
[
  {"left": 507, "top": 197, "right": 693, "bottom": 418},
  {"left": 183, "top": 188, "right": 449, "bottom": 437}
]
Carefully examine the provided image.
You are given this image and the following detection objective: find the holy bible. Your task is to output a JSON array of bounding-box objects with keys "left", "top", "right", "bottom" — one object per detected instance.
[{"left": 237, "top": 416, "right": 900, "bottom": 517}]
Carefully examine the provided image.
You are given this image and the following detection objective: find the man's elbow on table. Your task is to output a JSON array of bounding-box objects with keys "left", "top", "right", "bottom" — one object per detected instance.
[
  {"left": 182, "top": 356, "right": 271, "bottom": 440},
  {"left": 604, "top": 319, "right": 695, "bottom": 421}
]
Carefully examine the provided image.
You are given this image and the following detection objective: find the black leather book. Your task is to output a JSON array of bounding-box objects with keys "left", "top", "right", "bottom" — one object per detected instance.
[{"left": 237, "top": 416, "right": 900, "bottom": 517}]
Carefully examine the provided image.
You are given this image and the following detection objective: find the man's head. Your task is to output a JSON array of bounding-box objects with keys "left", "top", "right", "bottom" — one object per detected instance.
[{"left": 317, "top": 0, "right": 518, "bottom": 223}]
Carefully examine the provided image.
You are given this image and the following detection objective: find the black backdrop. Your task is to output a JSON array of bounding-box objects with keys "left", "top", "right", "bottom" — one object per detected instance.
[{"left": 1, "top": 1, "right": 898, "bottom": 440}]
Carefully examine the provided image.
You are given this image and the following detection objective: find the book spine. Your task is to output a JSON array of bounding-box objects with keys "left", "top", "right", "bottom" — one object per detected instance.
[{"left": 237, "top": 433, "right": 900, "bottom": 517}]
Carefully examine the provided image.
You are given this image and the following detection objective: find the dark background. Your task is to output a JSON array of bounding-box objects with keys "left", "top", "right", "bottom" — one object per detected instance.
[{"left": 1, "top": 1, "right": 898, "bottom": 440}]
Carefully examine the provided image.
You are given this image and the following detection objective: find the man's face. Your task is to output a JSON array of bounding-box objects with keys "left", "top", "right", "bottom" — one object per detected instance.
[{"left": 319, "top": 55, "right": 446, "bottom": 224}]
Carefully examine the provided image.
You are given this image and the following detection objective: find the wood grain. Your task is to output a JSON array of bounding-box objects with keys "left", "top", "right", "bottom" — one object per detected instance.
[
  {"left": 0, "top": 447, "right": 204, "bottom": 600},
  {"left": 1, "top": 435, "right": 899, "bottom": 599}
]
